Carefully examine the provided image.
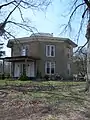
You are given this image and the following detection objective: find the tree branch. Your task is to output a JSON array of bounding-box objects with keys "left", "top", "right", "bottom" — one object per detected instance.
[
  {"left": 0, "top": 0, "right": 51, "bottom": 37},
  {"left": 82, "top": 8, "right": 88, "bottom": 18},
  {"left": 60, "top": 3, "right": 85, "bottom": 34},
  {"left": 2, "top": 0, "right": 22, "bottom": 28},
  {"left": 74, "top": 40, "right": 89, "bottom": 54},
  {"left": 84, "top": 0, "right": 90, "bottom": 8},
  {"left": 7, "top": 20, "right": 37, "bottom": 32},
  {"left": 5, "top": 30, "right": 21, "bottom": 50},
  {"left": 76, "top": 17, "right": 85, "bottom": 43},
  {"left": 68, "top": 3, "right": 85, "bottom": 24},
  {"left": 12, "top": 2, "right": 25, "bottom": 22},
  {"left": 0, "top": 1, "right": 15, "bottom": 9}
]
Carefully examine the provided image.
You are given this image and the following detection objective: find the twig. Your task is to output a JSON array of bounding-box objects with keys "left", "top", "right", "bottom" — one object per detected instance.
[
  {"left": 74, "top": 40, "right": 89, "bottom": 54},
  {"left": 0, "top": 1, "right": 15, "bottom": 9}
]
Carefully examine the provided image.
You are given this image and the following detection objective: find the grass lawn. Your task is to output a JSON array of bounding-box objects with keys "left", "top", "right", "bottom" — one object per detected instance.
[
  {"left": 0, "top": 79, "right": 85, "bottom": 86},
  {"left": 0, "top": 79, "right": 90, "bottom": 120}
]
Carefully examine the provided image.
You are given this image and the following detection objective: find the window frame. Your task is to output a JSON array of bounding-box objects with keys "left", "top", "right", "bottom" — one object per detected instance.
[
  {"left": 45, "top": 61, "right": 55, "bottom": 75},
  {"left": 46, "top": 45, "right": 55, "bottom": 57},
  {"left": 67, "top": 63, "right": 71, "bottom": 75},
  {"left": 21, "top": 45, "right": 29, "bottom": 56}
]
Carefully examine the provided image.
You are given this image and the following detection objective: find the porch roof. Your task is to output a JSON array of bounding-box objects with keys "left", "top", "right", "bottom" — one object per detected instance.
[{"left": 0, "top": 56, "right": 40, "bottom": 62}]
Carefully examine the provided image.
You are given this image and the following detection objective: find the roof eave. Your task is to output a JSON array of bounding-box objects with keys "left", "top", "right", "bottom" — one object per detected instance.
[
  {"left": 66, "top": 39, "right": 78, "bottom": 48},
  {"left": 7, "top": 40, "right": 14, "bottom": 48}
]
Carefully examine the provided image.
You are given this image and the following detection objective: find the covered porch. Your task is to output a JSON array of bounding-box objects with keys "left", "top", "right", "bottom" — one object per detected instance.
[{"left": 1, "top": 56, "right": 40, "bottom": 79}]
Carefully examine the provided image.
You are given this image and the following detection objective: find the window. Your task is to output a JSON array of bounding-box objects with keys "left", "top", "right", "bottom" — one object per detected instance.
[
  {"left": 45, "top": 62, "right": 55, "bottom": 75},
  {"left": 46, "top": 45, "right": 55, "bottom": 57},
  {"left": 47, "top": 46, "right": 50, "bottom": 56},
  {"left": 67, "top": 63, "right": 71, "bottom": 75},
  {"left": 21, "top": 45, "right": 29, "bottom": 56},
  {"left": 51, "top": 62, "right": 55, "bottom": 74},
  {"left": 51, "top": 46, "right": 54, "bottom": 56},
  {"left": 67, "top": 48, "right": 70, "bottom": 58},
  {"left": 46, "top": 62, "right": 50, "bottom": 74},
  {"left": 67, "top": 47, "right": 71, "bottom": 59}
]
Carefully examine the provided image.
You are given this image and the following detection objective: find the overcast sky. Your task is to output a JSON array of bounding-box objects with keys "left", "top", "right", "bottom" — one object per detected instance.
[{"left": 3, "top": 0, "right": 87, "bottom": 57}]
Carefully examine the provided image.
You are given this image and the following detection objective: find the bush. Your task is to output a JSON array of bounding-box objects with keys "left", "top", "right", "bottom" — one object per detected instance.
[
  {"left": 0, "top": 73, "right": 11, "bottom": 80},
  {"left": 36, "top": 70, "right": 42, "bottom": 79},
  {"left": 18, "top": 74, "right": 28, "bottom": 81},
  {"left": 1, "top": 74, "right": 5, "bottom": 80},
  {"left": 44, "top": 75, "right": 50, "bottom": 80},
  {"left": 6, "top": 74, "right": 11, "bottom": 79},
  {"left": 63, "top": 76, "right": 73, "bottom": 81},
  {"left": 55, "top": 74, "right": 64, "bottom": 80},
  {"left": 68, "top": 76, "right": 73, "bottom": 81}
]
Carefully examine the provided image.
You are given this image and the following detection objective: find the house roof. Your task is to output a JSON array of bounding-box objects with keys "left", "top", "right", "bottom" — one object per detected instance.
[{"left": 7, "top": 34, "right": 77, "bottom": 48}]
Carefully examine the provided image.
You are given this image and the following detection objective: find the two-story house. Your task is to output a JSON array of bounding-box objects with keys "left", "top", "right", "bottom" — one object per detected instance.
[{"left": 5, "top": 33, "right": 77, "bottom": 79}]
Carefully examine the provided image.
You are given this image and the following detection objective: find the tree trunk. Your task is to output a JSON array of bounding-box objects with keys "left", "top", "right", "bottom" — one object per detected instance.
[{"left": 85, "top": 40, "right": 90, "bottom": 92}]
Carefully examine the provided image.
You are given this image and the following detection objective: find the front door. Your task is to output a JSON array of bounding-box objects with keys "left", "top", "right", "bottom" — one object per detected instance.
[
  {"left": 30, "top": 62, "right": 35, "bottom": 77},
  {"left": 14, "top": 63, "right": 20, "bottom": 77},
  {"left": 14, "top": 62, "right": 35, "bottom": 78},
  {"left": 26, "top": 62, "right": 35, "bottom": 77}
]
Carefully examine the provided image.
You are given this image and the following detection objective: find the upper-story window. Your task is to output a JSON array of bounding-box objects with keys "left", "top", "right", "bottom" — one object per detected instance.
[
  {"left": 21, "top": 45, "right": 29, "bottom": 56},
  {"left": 67, "top": 47, "right": 71, "bottom": 58},
  {"left": 46, "top": 45, "right": 55, "bottom": 57}
]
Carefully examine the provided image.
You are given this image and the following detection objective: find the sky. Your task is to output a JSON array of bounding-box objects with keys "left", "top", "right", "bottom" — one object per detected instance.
[{"left": 2, "top": 0, "right": 87, "bottom": 57}]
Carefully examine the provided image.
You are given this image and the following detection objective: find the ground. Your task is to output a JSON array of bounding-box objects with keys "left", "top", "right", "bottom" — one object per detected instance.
[{"left": 0, "top": 80, "right": 90, "bottom": 120}]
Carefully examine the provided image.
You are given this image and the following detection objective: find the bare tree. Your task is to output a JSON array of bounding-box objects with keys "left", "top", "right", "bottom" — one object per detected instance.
[
  {"left": 73, "top": 47, "right": 87, "bottom": 79},
  {"left": 0, "top": 0, "right": 51, "bottom": 80},
  {"left": 0, "top": 0, "right": 51, "bottom": 39},
  {"left": 61, "top": 0, "right": 90, "bottom": 91}
]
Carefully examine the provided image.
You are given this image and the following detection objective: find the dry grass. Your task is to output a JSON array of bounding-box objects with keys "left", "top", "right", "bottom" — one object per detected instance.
[{"left": 0, "top": 80, "right": 89, "bottom": 120}]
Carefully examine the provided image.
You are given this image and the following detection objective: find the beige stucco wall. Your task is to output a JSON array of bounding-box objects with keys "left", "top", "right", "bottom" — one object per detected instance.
[
  {"left": 37, "top": 41, "right": 73, "bottom": 77},
  {"left": 12, "top": 41, "right": 40, "bottom": 57}
]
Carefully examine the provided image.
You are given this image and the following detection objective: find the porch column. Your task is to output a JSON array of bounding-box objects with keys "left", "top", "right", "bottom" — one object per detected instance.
[
  {"left": 34, "top": 60, "right": 37, "bottom": 78},
  {"left": 11, "top": 62, "right": 14, "bottom": 77},
  {"left": 25, "top": 58, "right": 27, "bottom": 75}
]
